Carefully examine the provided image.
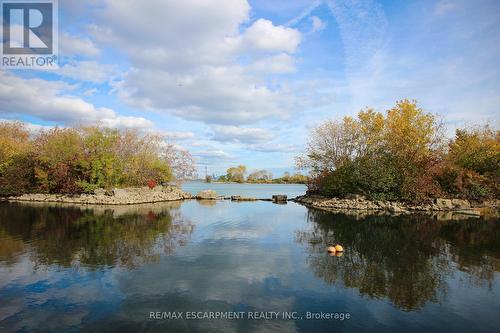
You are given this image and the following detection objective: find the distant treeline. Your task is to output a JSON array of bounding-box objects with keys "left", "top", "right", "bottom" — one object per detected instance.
[
  {"left": 207, "top": 165, "right": 308, "bottom": 184},
  {"left": 0, "top": 122, "right": 196, "bottom": 196},
  {"left": 297, "top": 99, "right": 499, "bottom": 202}
]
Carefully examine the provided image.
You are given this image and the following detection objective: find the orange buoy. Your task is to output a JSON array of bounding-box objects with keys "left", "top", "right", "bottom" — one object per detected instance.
[
  {"left": 327, "top": 246, "right": 336, "bottom": 253},
  {"left": 335, "top": 245, "right": 344, "bottom": 252}
]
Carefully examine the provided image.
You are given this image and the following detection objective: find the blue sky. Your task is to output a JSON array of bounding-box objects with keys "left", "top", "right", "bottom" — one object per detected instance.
[{"left": 1, "top": 0, "right": 499, "bottom": 177}]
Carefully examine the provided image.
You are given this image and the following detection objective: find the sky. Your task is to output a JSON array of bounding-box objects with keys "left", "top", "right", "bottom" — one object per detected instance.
[{"left": 1, "top": 0, "right": 499, "bottom": 177}]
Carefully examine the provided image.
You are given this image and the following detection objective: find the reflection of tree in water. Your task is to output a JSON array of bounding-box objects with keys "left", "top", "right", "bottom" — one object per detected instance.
[
  {"left": 0, "top": 202, "right": 194, "bottom": 270},
  {"left": 296, "top": 210, "right": 500, "bottom": 311}
]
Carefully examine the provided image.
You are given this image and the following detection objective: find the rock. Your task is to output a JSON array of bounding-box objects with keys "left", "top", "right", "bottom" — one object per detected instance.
[
  {"left": 93, "top": 188, "right": 106, "bottom": 196},
  {"left": 388, "top": 204, "right": 405, "bottom": 213},
  {"left": 196, "top": 190, "right": 217, "bottom": 200},
  {"left": 435, "top": 198, "right": 453, "bottom": 210},
  {"left": 232, "top": 196, "right": 258, "bottom": 201},
  {"left": 9, "top": 185, "right": 190, "bottom": 205},
  {"left": 292, "top": 194, "right": 495, "bottom": 219},
  {"left": 112, "top": 188, "right": 128, "bottom": 198},
  {"left": 345, "top": 194, "right": 366, "bottom": 201},
  {"left": 451, "top": 199, "right": 470, "bottom": 209},
  {"left": 272, "top": 195, "right": 287, "bottom": 202}
]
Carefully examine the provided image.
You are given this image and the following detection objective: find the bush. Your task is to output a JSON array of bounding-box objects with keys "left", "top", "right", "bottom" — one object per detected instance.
[
  {"left": 147, "top": 179, "right": 157, "bottom": 189},
  {"left": 0, "top": 122, "right": 182, "bottom": 196},
  {"left": 298, "top": 100, "right": 499, "bottom": 202}
]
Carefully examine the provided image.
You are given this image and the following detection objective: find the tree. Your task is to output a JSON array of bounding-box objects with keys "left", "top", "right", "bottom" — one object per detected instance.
[
  {"left": 0, "top": 122, "right": 180, "bottom": 195},
  {"left": 226, "top": 165, "right": 246, "bottom": 183},
  {"left": 296, "top": 100, "right": 477, "bottom": 201},
  {"left": 296, "top": 117, "right": 361, "bottom": 174},
  {"left": 247, "top": 169, "right": 273, "bottom": 183},
  {"left": 162, "top": 143, "right": 197, "bottom": 181},
  {"left": 0, "top": 122, "right": 31, "bottom": 174},
  {"left": 384, "top": 99, "right": 443, "bottom": 167},
  {"left": 0, "top": 122, "right": 33, "bottom": 195},
  {"left": 448, "top": 126, "right": 499, "bottom": 175}
]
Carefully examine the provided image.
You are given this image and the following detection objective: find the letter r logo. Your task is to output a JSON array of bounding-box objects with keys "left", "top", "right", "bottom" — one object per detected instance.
[{"left": 2, "top": 1, "right": 54, "bottom": 54}]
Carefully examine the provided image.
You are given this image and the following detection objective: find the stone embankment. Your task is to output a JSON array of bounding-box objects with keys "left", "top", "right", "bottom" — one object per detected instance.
[
  {"left": 8, "top": 186, "right": 192, "bottom": 205},
  {"left": 293, "top": 194, "right": 498, "bottom": 217}
]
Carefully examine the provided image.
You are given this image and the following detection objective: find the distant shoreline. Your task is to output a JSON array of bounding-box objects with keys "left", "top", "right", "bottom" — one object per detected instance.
[{"left": 190, "top": 180, "right": 306, "bottom": 185}]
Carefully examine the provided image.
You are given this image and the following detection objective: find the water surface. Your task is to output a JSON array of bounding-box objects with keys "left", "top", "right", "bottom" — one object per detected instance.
[
  {"left": 181, "top": 181, "right": 306, "bottom": 198},
  {"left": 0, "top": 200, "right": 499, "bottom": 332}
]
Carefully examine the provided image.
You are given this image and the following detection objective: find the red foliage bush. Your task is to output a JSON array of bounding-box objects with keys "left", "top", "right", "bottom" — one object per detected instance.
[{"left": 147, "top": 179, "right": 157, "bottom": 189}]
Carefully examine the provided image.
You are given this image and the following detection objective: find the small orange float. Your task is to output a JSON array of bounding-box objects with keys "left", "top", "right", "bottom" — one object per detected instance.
[
  {"left": 335, "top": 245, "right": 344, "bottom": 252},
  {"left": 327, "top": 246, "right": 336, "bottom": 253}
]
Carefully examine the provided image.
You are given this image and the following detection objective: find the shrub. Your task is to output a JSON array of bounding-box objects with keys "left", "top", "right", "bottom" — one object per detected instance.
[
  {"left": 297, "top": 100, "right": 498, "bottom": 202},
  {"left": 147, "top": 179, "right": 157, "bottom": 189},
  {"left": 0, "top": 122, "right": 183, "bottom": 196}
]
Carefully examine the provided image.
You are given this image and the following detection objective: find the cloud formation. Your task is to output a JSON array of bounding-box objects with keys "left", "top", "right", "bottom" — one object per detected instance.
[
  {"left": 88, "top": 0, "right": 304, "bottom": 125},
  {"left": 0, "top": 72, "right": 153, "bottom": 130},
  {"left": 210, "top": 125, "right": 275, "bottom": 144}
]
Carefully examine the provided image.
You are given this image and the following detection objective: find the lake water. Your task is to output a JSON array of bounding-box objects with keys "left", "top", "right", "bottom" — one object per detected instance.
[
  {"left": 181, "top": 181, "right": 307, "bottom": 198},
  {"left": 0, "top": 199, "right": 499, "bottom": 332}
]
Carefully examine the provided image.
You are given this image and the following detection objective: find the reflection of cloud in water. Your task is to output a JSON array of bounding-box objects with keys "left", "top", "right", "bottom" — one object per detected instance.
[{"left": 1, "top": 201, "right": 499, "bottom": 332}]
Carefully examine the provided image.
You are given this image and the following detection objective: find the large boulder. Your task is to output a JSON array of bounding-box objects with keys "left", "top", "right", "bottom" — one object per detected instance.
[
  {"left": 112, "top": 188, "right": 128, "bottom": 198},
  {"left": 435, "top": 198, "right": 453, "bottom": 210},
  {"left": 93, "top": 188, "right": 106, "bottom": 196},
  {"left": 451, "top": 199, "right": 470, "bottom": 209},
  {"left": 196, "top": 190, "right": 217, "bottom": 200}
]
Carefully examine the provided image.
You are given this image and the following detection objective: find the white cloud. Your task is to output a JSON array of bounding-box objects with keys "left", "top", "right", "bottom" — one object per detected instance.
[
  {"left": 0, "top": 71, "right": 153, "bottom": 130},
  {"left": 159, "top": 130, "right": 196, "bottom": 140},
  {"left": 115, "top": 66, "right": 294, "bottom": 125},
  {"left": 60, "top": 32, "right": 100, "bottom": 57},
  {"left": 249, "top": 53, "right": 296, "bottom": 73},
  {"left": 247, "top": 143, "right": 300, "bottom": 153},
  {"left": 193, "top": 149, "right": 235, "bottom": 164},
  {"left": 284, "top": 0, "right": 323, "bottom": 27},
  {"left": 99, "top": 116, "right": 154, "bottom": 130},
  {"left": 210, "top": 125, "right": 274, "bottom": 144},
  {"left": 310, "top": 16, "right": 327, "bottom": 33},
  {"left": 83, "top": 88, "right": 98, "bottom": 96},
  {"left": 88, "top": 0, "right": 304, "bottom": 125},
  {"left": 235, "top": 19, "right": 302, "bottom": 54},
  {"left": 57, "top": 61, "right": 117, "bottom": 84}
]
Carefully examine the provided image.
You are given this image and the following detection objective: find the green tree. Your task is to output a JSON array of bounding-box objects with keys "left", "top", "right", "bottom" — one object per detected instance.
[
  {"left": 448, "top": 126, "right": 499, "bottom": 175},
  {"left": 226, "top": 165, "right": 246, "bottom": 183}
]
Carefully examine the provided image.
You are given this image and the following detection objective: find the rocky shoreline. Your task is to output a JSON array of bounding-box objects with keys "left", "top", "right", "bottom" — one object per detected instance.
[
  {"left": 5, "top": 188, "right": 499, "bottom": 219},
  {"left": 293, "top": 194, "right": 499, "bottom": 217},
  {"left": 7, "top": 186, "right": 192, "bottom": 205}
]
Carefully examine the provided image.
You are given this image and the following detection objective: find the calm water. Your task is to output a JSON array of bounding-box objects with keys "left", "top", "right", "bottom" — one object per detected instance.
[
  {"left": 181, "top": 181, "right": 307, "bottom": 198},
  {"left": 0, "top": 200, "right": 499, "bottom": 332}
]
